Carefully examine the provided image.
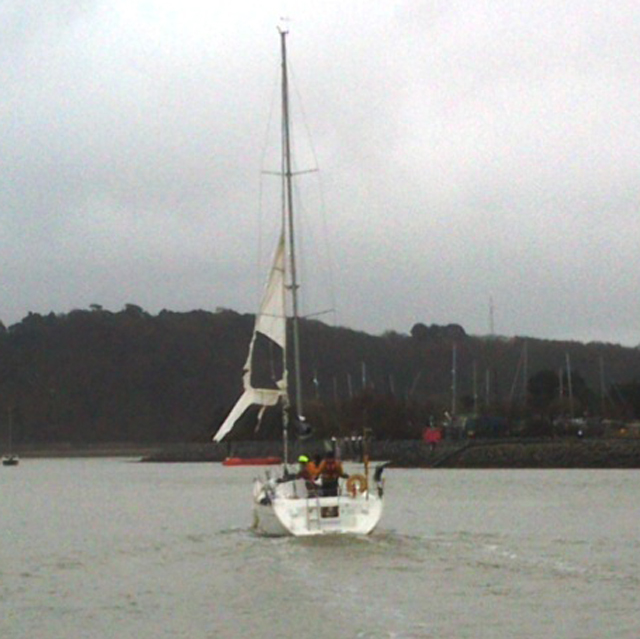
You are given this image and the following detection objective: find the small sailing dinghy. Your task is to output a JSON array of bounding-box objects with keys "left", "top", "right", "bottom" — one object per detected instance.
[
  {"left": 2, "top": 409, "right": 19, "bottom": 467},
  {"left": 212, "top": 27, "right": 385, "bottom": 536}
]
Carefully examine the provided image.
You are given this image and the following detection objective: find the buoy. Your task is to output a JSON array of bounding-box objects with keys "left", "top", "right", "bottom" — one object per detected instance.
[{"left": 346, "top": 473, "right": 368, "bottom": 496}]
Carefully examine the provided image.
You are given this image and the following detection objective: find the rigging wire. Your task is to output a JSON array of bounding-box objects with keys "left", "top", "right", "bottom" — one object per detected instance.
[{"left": 288, "top": 63, "right": 338, "bottom": 328}]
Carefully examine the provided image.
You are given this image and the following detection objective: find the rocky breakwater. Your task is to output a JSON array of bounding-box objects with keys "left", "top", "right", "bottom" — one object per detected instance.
[
  {"left": 141, "top": 438, "right": 640, "bottom": 468},
  {"left": 438, "top": 438, "right": 640, "bottom": 469},
  {"left": 141, "top": 441, "right": 283, "bottom": 462}
]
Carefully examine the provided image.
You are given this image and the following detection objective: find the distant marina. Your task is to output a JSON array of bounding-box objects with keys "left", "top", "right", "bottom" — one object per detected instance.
[{"left": 8, "top": 436, "right": 640, "bottom": 469}]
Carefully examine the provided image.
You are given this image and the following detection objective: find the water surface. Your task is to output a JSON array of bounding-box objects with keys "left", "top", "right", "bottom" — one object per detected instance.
[{"left": 1, "top": 460, "right": 639, "bottom": 638}]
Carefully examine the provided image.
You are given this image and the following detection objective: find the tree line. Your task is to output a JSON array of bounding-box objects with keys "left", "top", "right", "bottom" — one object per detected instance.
[{"left": 1, "top": 307, "right": 640, "bottom": 445}]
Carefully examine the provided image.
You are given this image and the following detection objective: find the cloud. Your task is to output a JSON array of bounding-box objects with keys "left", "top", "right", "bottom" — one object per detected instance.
[{"left": 0, "top": 0, "right": 639, "bottom": 346}]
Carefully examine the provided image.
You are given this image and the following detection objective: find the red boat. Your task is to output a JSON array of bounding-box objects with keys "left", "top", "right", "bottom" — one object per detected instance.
[{"left": 222, "top": 457, "right": 282, "bottom": 466}]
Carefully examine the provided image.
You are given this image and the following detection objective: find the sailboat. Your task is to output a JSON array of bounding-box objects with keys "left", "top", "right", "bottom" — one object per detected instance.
[
  {"left": 212, "top": 28, "right": 385, "bottom": 536},
  {"left": 2, "top": 408, "right": 19, "bottom": 467}
]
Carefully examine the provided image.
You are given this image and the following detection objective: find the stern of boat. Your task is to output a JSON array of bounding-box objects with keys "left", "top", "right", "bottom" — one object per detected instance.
[
  {"left": 273, "top": 491, "right": 382, "bottom": 536},
  {"left": 251, "top": 468, "right": 386, "bottom": 537}
]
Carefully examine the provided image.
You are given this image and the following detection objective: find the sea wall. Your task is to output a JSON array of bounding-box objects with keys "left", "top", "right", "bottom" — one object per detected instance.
[
  {"left": 141, "top": 438, "right": 640, "bottom": 468},
  {"left": 437, "top": 439, "right": 640, "bottom": 469},
  {"left": 372, "top": 438, "right": 640, "bottom": 468},
  {"left": 141, "top": 440, "right": 282, "bottom": 462}
]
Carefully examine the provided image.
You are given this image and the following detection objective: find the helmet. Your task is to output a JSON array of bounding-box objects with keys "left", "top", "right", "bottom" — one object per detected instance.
[{"left": 297, "top": 455, "right": 309, "bottom": 464}]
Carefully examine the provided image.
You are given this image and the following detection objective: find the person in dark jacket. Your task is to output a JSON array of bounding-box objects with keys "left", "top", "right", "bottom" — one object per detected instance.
[{"left": 317, "top": 451, "right": 348, "bottom": 496}]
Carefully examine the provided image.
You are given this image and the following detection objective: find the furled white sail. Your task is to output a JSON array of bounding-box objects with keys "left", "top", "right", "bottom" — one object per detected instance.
[{"left": 212, "top": 233, "right": 287, "bottom": 442}]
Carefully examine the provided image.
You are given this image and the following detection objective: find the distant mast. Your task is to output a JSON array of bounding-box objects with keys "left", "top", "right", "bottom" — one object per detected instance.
[
  {"left": 451, "top": 342, "right": 457, "bottom": 417},
  {"left": 489, "top": 296, "right": 495, "bottom": 336},
  {"left": 599, "top": 355, "right": 606, "bottom": 416},
  {"left": 472, "top": 360, "right": 479, "bottom": 415},
  {"left": 565, "top": 353, "right": 574, "bottom": 419}
]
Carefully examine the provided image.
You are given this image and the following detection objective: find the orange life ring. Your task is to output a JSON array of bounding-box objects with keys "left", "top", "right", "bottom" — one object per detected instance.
[{"left": 346, "top": 474, "right": 367, "bottom": 496}]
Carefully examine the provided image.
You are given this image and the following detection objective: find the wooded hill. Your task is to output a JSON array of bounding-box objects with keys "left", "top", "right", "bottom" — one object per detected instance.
[{"left": 1, "top": 305, "right": 639, "bottom": 445}]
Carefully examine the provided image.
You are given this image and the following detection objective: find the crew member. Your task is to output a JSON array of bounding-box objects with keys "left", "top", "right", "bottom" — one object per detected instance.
[
  {"left": 296, "top": 454, "right": 318, "bottom": 496},
  {"left": 308, "top": 454, "right": 323, "bottom": 480},
  {"left": 317, "top": 451, "right": 349, "bottom": 496}
]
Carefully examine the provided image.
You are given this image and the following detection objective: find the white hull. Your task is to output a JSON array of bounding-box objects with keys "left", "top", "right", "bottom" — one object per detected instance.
[{"left": 252, "top": 477, "right": 383, "bottom": 537}]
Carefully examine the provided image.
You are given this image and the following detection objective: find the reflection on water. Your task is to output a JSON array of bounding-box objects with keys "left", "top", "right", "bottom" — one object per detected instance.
[{"left": 2, "top": 462, "right": 640, "bottom": 638}]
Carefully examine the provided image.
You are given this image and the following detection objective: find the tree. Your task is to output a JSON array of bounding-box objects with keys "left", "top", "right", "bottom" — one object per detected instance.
[{"left": 410, "top": 323, "right": 429, "bottom": 342}]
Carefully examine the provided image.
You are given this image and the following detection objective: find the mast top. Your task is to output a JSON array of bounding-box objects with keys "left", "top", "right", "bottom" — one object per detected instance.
[{"left": 278, "top": 18, "right": 290, "bottom": 35}]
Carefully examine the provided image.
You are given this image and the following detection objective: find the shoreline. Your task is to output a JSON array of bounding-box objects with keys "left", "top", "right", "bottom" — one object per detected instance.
[
  {"left": 9, "top": 443, "right": 164, "bottom": 459},
  {"left": 8, "top": 438, "right": 640, "bottom": 468},
  {"left": 434, "top": 438, "right": 640, "bottom": 469}
]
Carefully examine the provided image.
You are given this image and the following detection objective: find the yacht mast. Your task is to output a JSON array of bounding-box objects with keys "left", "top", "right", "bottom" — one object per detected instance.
[{"left": 279, "top": 28, "right": 304, "bottom": 420}]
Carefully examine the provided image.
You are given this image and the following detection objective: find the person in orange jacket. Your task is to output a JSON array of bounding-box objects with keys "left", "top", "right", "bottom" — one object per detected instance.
[
  {"left": 296, "top": 455, "right": 319, "bottom": 496},
  {"left": 317, "top": 450, "right": 349, "bottom": 496},
  {"left": 307, "top": 454, "right": 322, "bottom": 480}
]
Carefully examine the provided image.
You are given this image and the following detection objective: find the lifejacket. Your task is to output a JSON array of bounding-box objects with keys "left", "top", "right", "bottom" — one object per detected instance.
[
  {"left": 297, "top": 465, "right": 318, "bottom": 493},
  {"left": 320, "top": 458, "right": 342, "bottom": 481},
  {"left": 297, "top": 466, "right": 313, "bottom": 481},
  {"left": 307, "top": 461, "right": 321, "bottom": 479}
]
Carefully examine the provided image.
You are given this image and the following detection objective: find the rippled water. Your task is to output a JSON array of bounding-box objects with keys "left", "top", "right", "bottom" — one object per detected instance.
[{"left": 2, "top": 460, "right": 639, "bottom": 638}]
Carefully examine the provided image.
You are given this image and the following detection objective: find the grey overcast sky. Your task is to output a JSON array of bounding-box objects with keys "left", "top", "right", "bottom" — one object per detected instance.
[{"left": 2, "top": 0, "right": 640, "bottom": 346}]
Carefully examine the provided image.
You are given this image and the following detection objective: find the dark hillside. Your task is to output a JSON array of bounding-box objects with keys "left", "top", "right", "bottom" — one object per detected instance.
[{"left": 0, "top": 306, "right": 639, "bottom": 445}]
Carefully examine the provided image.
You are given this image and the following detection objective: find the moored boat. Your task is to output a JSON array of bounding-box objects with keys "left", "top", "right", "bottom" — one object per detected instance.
[
  {"left": 222, "top": 456, "right": 282, "bottom": 466},
  {"left": 2, "top": 409, "right": 18, "bottom": 467}
]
